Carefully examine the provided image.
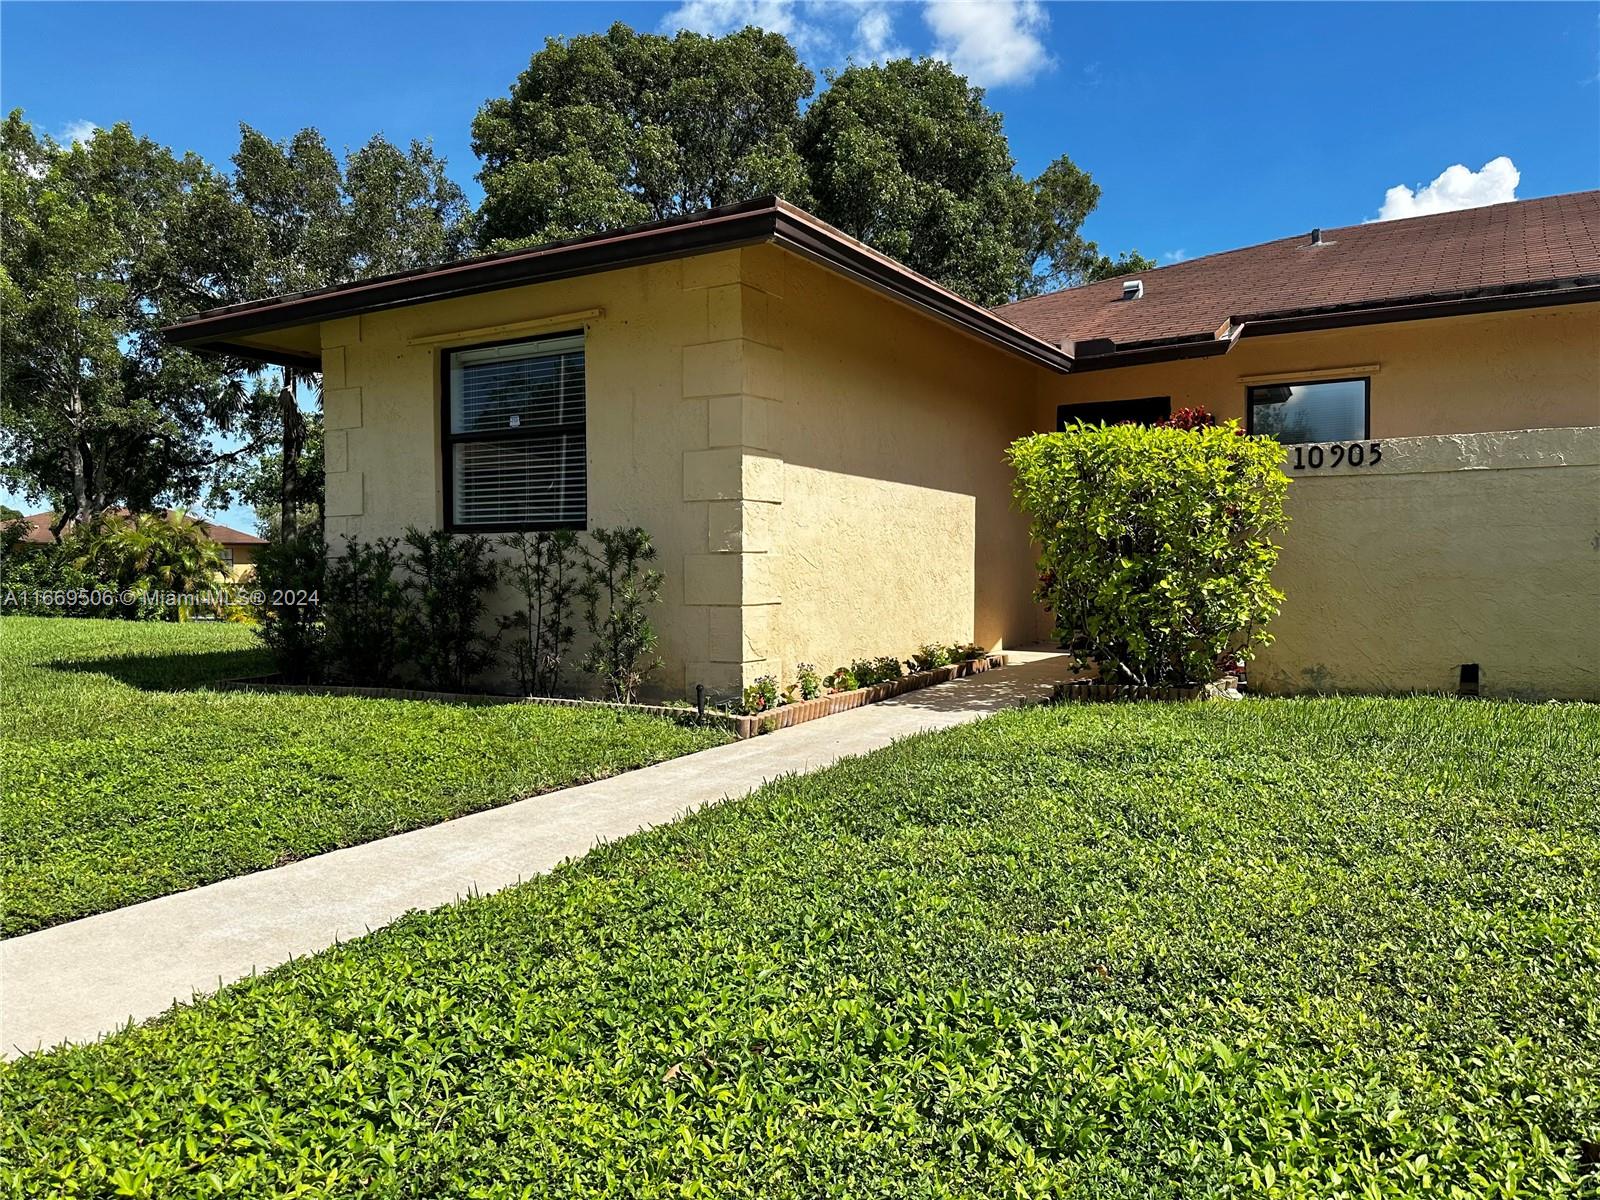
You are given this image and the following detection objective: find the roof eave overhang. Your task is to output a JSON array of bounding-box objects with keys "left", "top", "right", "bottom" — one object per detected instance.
[{"left": 164, "top": 199, "right": 1073, "bottom": 374}]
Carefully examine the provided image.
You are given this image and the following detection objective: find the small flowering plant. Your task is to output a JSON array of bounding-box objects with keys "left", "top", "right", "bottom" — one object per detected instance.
[
  {"left": 796, "top": 663, "right": 823, "bottom": 700},
  {"left": 740, "top": 674, "right": 781, "bottom": 714}
]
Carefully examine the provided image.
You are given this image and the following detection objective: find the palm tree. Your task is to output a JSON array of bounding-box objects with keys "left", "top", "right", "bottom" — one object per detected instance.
[{"left": 69, "top": 509, "right": 226, "bottom": 618}]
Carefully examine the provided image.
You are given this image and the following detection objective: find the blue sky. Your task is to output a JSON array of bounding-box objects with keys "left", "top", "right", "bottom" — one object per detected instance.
[{"left": 3, "top": 1, "right": 1597, "bottom": 525}]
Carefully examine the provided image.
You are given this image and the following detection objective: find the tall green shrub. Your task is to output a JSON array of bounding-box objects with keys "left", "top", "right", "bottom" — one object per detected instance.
[
  {"left": 498, "top": 531, "right": 580, "bottom": 696},
  {"left": 1008, "top": 421, "right": 1289, "bottom": 686},
  {"left": 322, "top": 537, "right": 407, "bottom": 686},
  {"left": 580, "top": 527, "right": 663, "bottom": 703},
  {"left": 401, "top": 529, "right": 500, "bottom": 691},
  {"left": 252, "top": 527, "right": 325, "bottom": 680}
]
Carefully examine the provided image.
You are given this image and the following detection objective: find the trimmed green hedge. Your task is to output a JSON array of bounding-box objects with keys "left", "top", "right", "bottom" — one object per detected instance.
[
  {"left": 4, "top": 696, "right": 1597, "bottom": 1196},
  {"left": 0, "top": 617, "right": 729, "bottom": 935},
  {"left": 1009, "top": 421, "right": 1289, "bottom": 686}
]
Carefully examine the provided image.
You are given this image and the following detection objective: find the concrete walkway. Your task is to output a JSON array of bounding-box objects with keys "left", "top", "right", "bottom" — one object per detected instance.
[{"left": 1, "top": 650, "right": 1077, "bottom": 1058}]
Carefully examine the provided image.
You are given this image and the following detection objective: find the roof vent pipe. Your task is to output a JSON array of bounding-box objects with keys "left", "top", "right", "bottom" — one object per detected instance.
[
  {"left": 1310, "top": 228, "right": 1324, "bottom": 245},
  {"left": 1122, "top": 278, "right": 1144, "bottom": 301}
]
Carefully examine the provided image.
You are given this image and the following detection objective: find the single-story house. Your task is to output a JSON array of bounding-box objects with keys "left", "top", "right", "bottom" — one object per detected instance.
[
  {"left": 166, "top": 191, "right": 1600, "bottom": 700},
  {"left": 19, "top": 510, "right": 266, "bottom": 580}
]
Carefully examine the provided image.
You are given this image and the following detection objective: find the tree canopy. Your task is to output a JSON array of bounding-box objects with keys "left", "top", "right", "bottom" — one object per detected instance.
[
  {"left": 800, "top": 60, "right": 1153, "bottom": 303},
  {"left": 0, "top": 113, "right": 261, "bottom": 531},
  {"left": 1, "top": 112, "right": 470, "bottom": 533},
  {"left": 473, "top": 22, "right": 814, "bottom": 247},
  {"left": 474, "top": 33, "right": 1148, "bottom": 305}
]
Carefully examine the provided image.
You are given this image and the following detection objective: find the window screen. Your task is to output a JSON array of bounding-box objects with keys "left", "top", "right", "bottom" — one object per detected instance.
[
  {"left": 1247, "top": 378, "right": 1369, "bottom": 444},
  {"left": 444, "top": 333, "right": 586, "bottom": 529}
]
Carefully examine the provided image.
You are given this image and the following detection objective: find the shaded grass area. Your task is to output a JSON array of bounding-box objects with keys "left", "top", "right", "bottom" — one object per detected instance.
[
  {"left": 0, "top": 617, "right": 730, "bottom": 936},
  {"left": 4, "top": 695, "right": 1597, "bottom": 1196}
]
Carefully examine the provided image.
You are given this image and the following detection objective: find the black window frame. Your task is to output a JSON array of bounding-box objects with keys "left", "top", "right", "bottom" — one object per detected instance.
[
  {"left": 440, "top": 330, "right": 588, "bottom": 534},
  {"left": 1056, "top": 396, "right": 1172, "bottom": 429},
  {"left": 1245, "top": 376, "right": 1371, "bottom": 443}
]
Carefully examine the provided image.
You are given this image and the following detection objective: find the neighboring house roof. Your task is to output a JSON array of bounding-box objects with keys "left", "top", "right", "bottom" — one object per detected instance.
[
  {"left": 17, "top": 510, "right": 266, "bottom": 546},
  {"left": 162, "top": 196, "right": 1073, "bottom": 373},
  {"left": 997, "top": 191, "right": 1600, "bottom": 369}
]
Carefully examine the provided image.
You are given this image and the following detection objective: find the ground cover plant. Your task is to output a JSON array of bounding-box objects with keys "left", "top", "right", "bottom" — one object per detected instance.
[
  {"left": 4, "top": 695, "right": 1596, "bottom": 1196},
  {"left": 0, "top": 617, "right": 730, "bottom": 935}
]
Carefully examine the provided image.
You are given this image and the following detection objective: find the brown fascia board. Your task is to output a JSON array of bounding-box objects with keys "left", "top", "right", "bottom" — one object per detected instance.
[
  {"left": 767, "top": 202, "right": 1072, "bottom": 372},
  {"left": 165, "top": 196, "right": 1073, "bottom": 374},
  {"left": 1069, "top": 277, "right": 1600, "bottom": 372}
]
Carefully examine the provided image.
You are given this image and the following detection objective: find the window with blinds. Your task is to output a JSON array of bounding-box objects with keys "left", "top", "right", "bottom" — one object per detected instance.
[{"left": 444, "top": 333, "right": 586, "bottom": 530}]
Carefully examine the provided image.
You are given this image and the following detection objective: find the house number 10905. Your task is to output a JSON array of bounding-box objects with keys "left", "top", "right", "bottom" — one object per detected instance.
[{"left": 1292, "top": 441, "right": 1382, "bottom": 470}]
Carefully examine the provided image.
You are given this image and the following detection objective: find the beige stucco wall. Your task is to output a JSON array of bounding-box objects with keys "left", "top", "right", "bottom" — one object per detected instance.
[
  {"left": 321, "top": 254, "right": 750, "bottom": 698},
  {"left": 318, "top": 247, "right": 1597, "bottom": 702},
  {"left": 319, "top": 246, "right": 1043, "bottom": 699},
  {"left": 1252, "top": 426, "right": 1599, "bottom": 700},
  {"left": 1041, "top": 303, "right": 1600, "bottom": 435},
  {"left": 743, "top": 245, "right": 1041, "bottom": 687}
]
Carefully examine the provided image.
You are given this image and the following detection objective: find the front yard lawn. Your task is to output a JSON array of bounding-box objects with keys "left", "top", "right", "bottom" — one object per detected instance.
[
  {"left": 4, "top": 695, "right": 1596, "bottom": 1196},
  {"left": 0, "top": 617, "right": 730, "bottom": 936}
]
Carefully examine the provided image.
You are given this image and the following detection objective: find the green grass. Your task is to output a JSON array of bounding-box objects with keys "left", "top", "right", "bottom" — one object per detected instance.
[
  {"left": 4, "top": 696, "right": 1597, "bottom": 1197},
  {"left": 0, "top": 616, "right": 730, "bottom": 936}
]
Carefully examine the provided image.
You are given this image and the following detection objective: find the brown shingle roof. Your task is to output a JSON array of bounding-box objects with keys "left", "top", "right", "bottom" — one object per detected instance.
[
  {"left": 17, "top": 511, "right": 265, "bottom": 546},
  {"left": 996, "top": 191, "right": 1600, "bottom": 351}
]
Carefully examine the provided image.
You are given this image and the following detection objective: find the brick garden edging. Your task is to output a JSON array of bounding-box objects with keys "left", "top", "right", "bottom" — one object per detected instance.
[
  {"left": 729, "top": 655, "right": 1008, "bottom": 736},
  {"left": 215, "top": 654, "right": 1009, "bottom": 739}
]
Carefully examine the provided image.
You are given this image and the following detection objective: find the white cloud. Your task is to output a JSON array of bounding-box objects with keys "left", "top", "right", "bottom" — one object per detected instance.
[
  {"left": 1375, "top": 156, "right": 1520, "bottom": 222},
  {"left": 662, "top": 0, "right": 831, "bottom": 52},
  {"left": 850, "top": 5, "right": 908, "bottom": 64},
  {"left": 923, "top": 0, "right": 1052, "bottom": 88},
  {"left": 1163, "top": 249, "right": 1187, "bottom": 264},
  {"left": 57, "top": 119, "right": 97, "bottom": 146}
]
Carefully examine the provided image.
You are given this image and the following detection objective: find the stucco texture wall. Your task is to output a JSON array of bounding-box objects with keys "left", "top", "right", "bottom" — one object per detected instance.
[
  {"left": 320, "top": 255, "right": 754, "bottom": 698},
  {"left": 1252, "top": 427, "right": 1600, "bottom": 700},
  {"left": 750, "top": 246, "right": 1042, "bottom": 685},
  {"left": 1040, "top": 303, "right": 1600, "bottom": 436},
  {"left": 320, "top": 246, "right": 1043, "bottom": 699}
]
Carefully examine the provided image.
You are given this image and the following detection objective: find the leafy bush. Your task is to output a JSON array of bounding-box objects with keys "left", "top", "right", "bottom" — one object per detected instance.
[
  {"left": 0, "top": 543, "right": 105, "bottom": 617},
  {"left": 322, "top": 537, "right": 406, "bottom": 686},
  {"left": 1009, "top": 421, "right": 1289, "bottom": 686},
  {"left": 1158, "top": 405, "right": 1218, "bottom": 430},
  {"left": 848, "top": 655, "right": 904, "bottom": 687},
  {"left": 5, "top": 697, "right": 1596, "bottom": 1194},
  {"left": 825, "top": 666, "right": 859, "bottom": 692},
  {"left": 498, "top": 531, "right": 580, "bottom": 696},
  {"left": 580, "top": 526, "right": 663, "bottom": 704},
  {"left": 63, "top": 510, "right": 226, "bottom": 619},
  {"left": 908, "top": 642, "right": 954, "bottom": 672},
  {"left": 795, "top": 662, "right": 823, "bottom": 701},
  {"left": 739, "top": 674, "right": 782, "bottom": 714},
  {"left": 400, "top": 528, "right": 500, "bottom": 692},
  {"left": 251, "top": 526, "right": 325, "bottom": 680}
]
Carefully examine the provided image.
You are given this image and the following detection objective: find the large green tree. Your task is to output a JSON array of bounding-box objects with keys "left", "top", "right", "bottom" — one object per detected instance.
[
  {"left": 215, "top": 125, "right": 470, "bottom": 532},
  {"left": 472, "top": 22, "right": 814, "bottom": 247},
  {"left": 0, "top": 114, "right": 470, "bottom": 538},
  {"left": 0, "top": 113, "right": 269, "bottom": 535},
  {"left": 800, "top": 59, "right": 1151, "bottom": 305},
  {"left": 474, "top": 27, "right": 1148, "bottom": 305}
]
